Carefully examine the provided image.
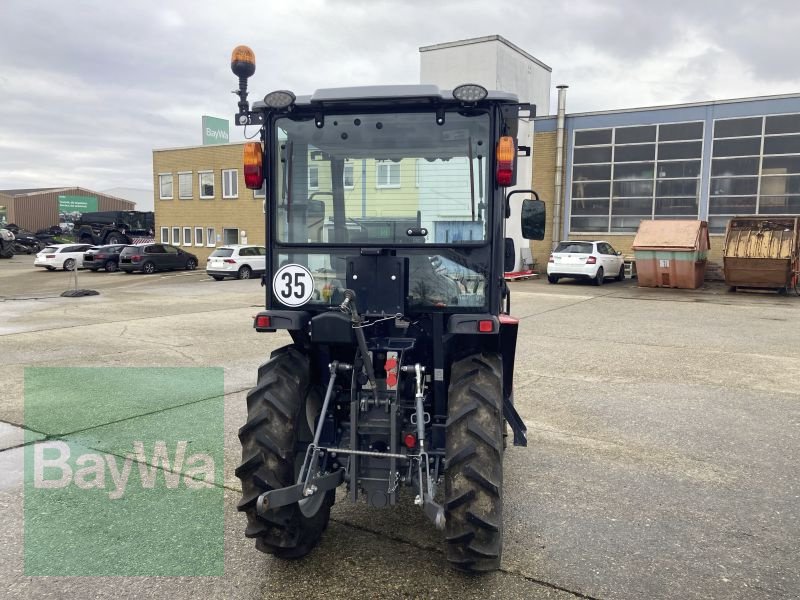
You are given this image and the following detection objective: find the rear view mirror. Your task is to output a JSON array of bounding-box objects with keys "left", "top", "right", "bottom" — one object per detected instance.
[
  {"left": 504, "top": 238, "right": 516, "bottom": 272},
  {"left": 521, "top": 199, "right": 546, "bottom": 240}
]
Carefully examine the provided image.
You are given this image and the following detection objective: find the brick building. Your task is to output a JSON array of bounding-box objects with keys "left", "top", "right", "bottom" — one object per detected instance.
[{"left": 152, "top": 143, "right": 265, "bottom": 264}]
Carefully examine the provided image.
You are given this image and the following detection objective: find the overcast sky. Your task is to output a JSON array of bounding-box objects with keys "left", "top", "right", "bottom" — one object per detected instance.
[{"left": 1, "top": 0, "right": 798, "bottom": 195}]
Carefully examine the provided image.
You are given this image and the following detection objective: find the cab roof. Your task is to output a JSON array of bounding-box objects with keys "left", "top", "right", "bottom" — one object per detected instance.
[{"left": 252, "top": 85, "right": 518, "bottom": 110}]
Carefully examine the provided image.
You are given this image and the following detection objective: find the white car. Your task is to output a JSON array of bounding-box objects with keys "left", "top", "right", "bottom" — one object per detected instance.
[
  {"left": 34, "top": 243, "right": 93, "bottom": 271},
  {"left": 547, "top": 240, "right": 625, "bottom": 286},
  {"left": 206, "top": 245, "right": 266, "bottom": 280}
]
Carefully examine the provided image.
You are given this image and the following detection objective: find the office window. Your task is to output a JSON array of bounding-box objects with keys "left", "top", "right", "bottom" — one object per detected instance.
[
  {"left": 171, "top": 227, "right": 180, "bottom": 245},
  {"left": 308, "top": 165, "right": 319, "bottom": 190},
  {"left": 376, "top": 160, "right": 401, "bottom": 188},
  {"left": 223, "top": 228, "right": 239, "bottom": 245},
  {"left": 709, "top": 113, "right": 800, "bottom": 232},
  {"left": 199, "top": 171, "right": 214, "bottom": 198},
  {"left": 222, "top": 169, "right": 238, "bottom": 198},
  {"left": 571, "top": 123, "right": 703, "bottom": 233},
  {"left": 344, "top": 163, "right": 354, "bottom": 188},
  {"left": 253, "top": 180, "right": 266, "bottom": 198},
  {"left": 160, "top": 227, "right": 169, "bottom": 243},
  {"left": 178, "top": 172, "right": 192, "bottom": 199},
  {"left": 206, "top": 227, "right": 216, "bottom": 247},
  {"left": 183, "top": 227, "right": 192, "bottom": 246},
  {"left": 194, "top": 227, "right": 203, "bottom": 246},
  {"left": 159, "top": 174, "right": 173, "bottom": 199}
]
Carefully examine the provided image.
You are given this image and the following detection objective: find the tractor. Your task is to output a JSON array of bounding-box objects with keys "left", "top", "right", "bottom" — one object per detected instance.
[{"left": 229, "top": 45, "right": 545, "bottom": 572}]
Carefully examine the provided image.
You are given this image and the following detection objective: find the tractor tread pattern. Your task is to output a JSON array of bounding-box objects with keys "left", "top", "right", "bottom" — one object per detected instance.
[
  {"left": 235, "top": 345, "right": 331, "bottom": 558},
  {"left": 444, "top": 353, "right": 504, "bottom": 572}
]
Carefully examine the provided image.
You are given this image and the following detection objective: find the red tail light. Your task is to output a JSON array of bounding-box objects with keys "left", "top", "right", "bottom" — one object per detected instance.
[
  {"left": 131, "top": 255, "right": 141, "bottom": 261},
  {"left": 478, "top": 319, "right": 494, "bottom": 333},
  {"left": 243, "top": 142, "right": 263, "bottom": 189},
  {"left": 255, "top": 315, "right": 271, "bottom": 328},
  {"left": 548, "top": 254, "right": 554, "bottom": 263},
  {"left": 586, "top": 256, "right": 597, "bottom": 264},
  {"left": 95, "top": 254, "right": 106, "bottom": 259},
  {"left": 223, "top": 259, "right": 236, "bottom": 264},
  {"left": 46, "top": 254, "right": 55, "bottom": 258},
  {"left": 495, "top": 136, "right": 515, "bottom": 186}
]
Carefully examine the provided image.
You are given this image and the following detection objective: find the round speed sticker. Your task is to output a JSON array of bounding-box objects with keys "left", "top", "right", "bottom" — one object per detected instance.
[{"left": 273, "top": 264, "right": 314, "bottom": 307}]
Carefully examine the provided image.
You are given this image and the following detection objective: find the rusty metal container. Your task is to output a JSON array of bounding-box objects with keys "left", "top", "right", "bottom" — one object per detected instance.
[
  {"left": 723, "top": 216, "right": 800, "bottom": 291},
  {"left": 632, "top": 220, "right": 710, "bottom": 289}
]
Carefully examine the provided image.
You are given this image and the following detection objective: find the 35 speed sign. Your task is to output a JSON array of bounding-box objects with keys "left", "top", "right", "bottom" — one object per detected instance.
[{"left": 272, "top": 264, "right": 314, "bottom": 307}]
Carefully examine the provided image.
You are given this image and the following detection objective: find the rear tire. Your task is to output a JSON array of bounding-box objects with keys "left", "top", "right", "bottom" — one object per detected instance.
[
  {"left": 593, "top": 267, "right": 604, "bottom": 286},
  {"left": 616, "top": 265, "right": 625, "bottom": 282},
  {"left": 445, "top": 353, "right": 504, "bottom": 572},
  {"left": 185, "top": 258, "right": 197, "bottom": 271},
  {"left": 547, "top": 275, "right": 558, "bottom": 284},
  {"left": 105, "top": 260, "right": 117, "bottom": 273},
  {"left": 235, "top": 346, "right": 332, "bottom": 559},
  {"left": 143, "top": 261, "right": 156, "bottom": 274},
  {"left": 238, "top": 265, "right": 252, "bottom": 280},
  {"left": 63, "top": 258, "right": 76, "bottom": 271}
]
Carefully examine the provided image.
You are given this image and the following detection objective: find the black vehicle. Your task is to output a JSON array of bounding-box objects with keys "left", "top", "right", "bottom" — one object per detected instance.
[
  {"left": 227, "top": 47, "right": 546, "bottom": 572},
  {"left": 0, "top": 227, "right": 13, "bottom": 258},
  {"left": 10, "top": 228, "right": 43, "bottom": 254},
  {"left": 74, "top": 211, "right": 155, "bottom": 246},
  {"left": 83, "top": 244, "right": 128, "bottom": 272},
  {"left": 118, "top": 244, "right": 198, "bottom": 274}
]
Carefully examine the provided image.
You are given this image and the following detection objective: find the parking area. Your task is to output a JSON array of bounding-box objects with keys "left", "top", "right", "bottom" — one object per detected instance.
[{"left": 1, "top": 255, "right": 799, "bottom": 599}]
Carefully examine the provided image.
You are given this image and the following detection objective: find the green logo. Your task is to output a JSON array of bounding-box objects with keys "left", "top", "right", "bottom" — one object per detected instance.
[
  {"left": 24, "top": 368, "right": 224, "bottom": 576},
  {"left": 202, "top": 115, "right": 230, "bottom": 145}
]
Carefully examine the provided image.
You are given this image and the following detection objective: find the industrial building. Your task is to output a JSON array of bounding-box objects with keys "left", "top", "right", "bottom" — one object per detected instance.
[
  {"left": 533, "top": 91, "right": 800, "bottom": 272},
  {"left": 0, "top": 187, "right": 135, "bottom": 232}
]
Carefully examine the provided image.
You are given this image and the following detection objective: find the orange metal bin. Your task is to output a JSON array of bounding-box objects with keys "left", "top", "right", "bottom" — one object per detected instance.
[{"left": 631, "top": 220, "right": 710, "bottom": 289}]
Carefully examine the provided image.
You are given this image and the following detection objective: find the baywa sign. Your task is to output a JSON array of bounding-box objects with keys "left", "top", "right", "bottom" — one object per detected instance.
[
  {"left": 33, "top": 440, "right": 215, "bottom": 499},
  {"left": 24, "top": 367, "right": 224, "bottom": 576}
]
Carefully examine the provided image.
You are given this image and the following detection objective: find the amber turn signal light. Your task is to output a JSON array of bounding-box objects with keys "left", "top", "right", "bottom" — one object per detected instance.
[{"left": 243, "top": 142, "right": 263, "bottom": 189}]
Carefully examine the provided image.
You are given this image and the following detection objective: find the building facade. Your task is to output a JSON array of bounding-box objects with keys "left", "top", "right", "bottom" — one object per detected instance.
[
  {"left": 152, "top": 143, "right": 268, "bottom": 263},
  {"left": 532, "top": 93, "right": 800, "bottom": 271},
  {"left": 0, "top": 187, "right": 135, "bottom": 232},
  {"left": 421, "top": 35, "right": 552, "bottom": 269}
]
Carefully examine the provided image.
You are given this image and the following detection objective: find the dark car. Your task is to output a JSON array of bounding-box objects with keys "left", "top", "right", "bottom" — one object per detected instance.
[
  {"left": 119, "top": 244, "right": 198, "bottom": 274},
  {"left": 83, "top": 244, "right": 128, "bottom": 272}
]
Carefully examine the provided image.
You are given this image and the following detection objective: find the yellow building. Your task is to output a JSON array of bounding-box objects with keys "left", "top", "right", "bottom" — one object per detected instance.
[
  {"left": 152, "top": 143, "right": 265, "bottom": 264},
  {"left": 152, "top": 143, "right": 421, "bottom": 263}
]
